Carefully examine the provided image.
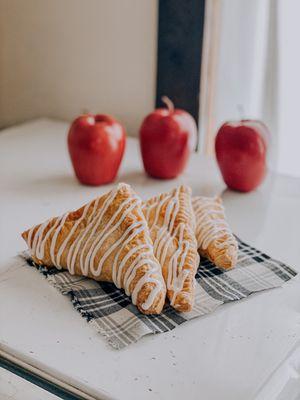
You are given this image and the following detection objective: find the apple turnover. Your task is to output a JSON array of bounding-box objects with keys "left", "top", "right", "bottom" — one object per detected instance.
[
  {"left": 143, "top": 186, "right": 199, "bottom": 312},
  {"left": 21, "top": 183, "right": 166, "bottom": 314},
  {"left": 192, "top": 196, "right": 238, "bottom": 269}
]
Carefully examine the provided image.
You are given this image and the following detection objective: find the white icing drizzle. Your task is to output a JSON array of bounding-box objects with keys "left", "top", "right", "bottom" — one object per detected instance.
[
  {"left": 145, "top": 187, "right": 194, "bottom": 305},
  {"left": 193, "top": 196, "right": 236, "bottom": 250},
  {"left": 55, "top": 202, "right": 92, "bottom": 266},
  {"left": 149, "top": 195, "right": 172, "bottom": 229},
  {"left": 88, "top": 199, "right": 139, "bottom": 276},
  {"left": 25, "top": 184, "right": 163, "bottom": 311},
  {"left": 92, "top": 220, "right": 142, "bottom": 276},
  {"left": 114, "top": 241, "right": 148, "bottom": 288},
  {"left": 49, "top": 213, "right": 69, "bottom": 267},
  {"left": 76, "top": 188, "right": 119, "bottom": 275},
  {"left": 32, "top": 219, "right": 51, "bottom": 258}
]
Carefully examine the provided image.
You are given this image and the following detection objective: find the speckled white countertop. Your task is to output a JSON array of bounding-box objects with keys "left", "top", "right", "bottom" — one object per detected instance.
[{"left": 1, "top": 119, "right": 300, "bottom": 400}]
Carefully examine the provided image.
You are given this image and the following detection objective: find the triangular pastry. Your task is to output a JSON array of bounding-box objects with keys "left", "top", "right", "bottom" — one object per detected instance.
[
  {"left": 21, "top": 183, "right": 166, "bottom": 314},
  {"left": 142, "top": 186, "right": 199, "bottom": 312},
  {"left": 192, "top": 196, "right": 238, "bottom": 269}
]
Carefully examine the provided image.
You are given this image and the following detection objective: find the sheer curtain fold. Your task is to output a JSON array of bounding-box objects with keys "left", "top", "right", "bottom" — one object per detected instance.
[{"left": 200, "top": 0, "right": 276, "bottom": 164}]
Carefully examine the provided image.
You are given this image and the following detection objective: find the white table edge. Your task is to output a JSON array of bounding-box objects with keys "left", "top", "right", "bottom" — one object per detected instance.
[{"left": 0, "top": 344, "right": 116, "bottom": 400}]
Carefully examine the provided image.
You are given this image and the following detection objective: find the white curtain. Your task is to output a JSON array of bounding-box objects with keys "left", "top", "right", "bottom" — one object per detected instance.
[
  {"left": 200, "top": 0, "right": 300, "bottom": 177},
  {"left": 215, "top": 0, "right": 271, "bottom": 126},
  {"left": 200, "top": 0, "right": 272, "bottom": 156},
  {"left": 276, "top": 0, "right": 300, "bottom": 177}
]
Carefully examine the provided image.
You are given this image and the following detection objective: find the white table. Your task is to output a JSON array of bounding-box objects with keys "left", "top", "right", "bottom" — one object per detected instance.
[
  {"left": 1, "top": 119, "right": 300, "bottom": 400},
  {"left": 1, "top": 368, "right": 60, "bottom": 400}
]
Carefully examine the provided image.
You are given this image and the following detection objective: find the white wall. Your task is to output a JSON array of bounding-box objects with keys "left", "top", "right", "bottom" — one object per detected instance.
[{"left": 0, "top": 0, "right": 157, "bottom": 135}]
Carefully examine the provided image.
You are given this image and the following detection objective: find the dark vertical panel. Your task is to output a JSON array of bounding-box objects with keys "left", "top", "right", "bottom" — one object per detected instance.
[{"left": 156, "top": 0, "right": 205, "bottom": 125}]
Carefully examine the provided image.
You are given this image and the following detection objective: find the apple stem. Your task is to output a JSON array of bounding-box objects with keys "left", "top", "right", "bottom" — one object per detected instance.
[{"left": 161, "top": 96, "right": 174, "bottom": 112}]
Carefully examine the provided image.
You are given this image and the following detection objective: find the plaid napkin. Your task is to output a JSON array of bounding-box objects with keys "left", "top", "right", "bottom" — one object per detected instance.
[{"left": 23, "top": 237, "right": 296, "bottom": 349}]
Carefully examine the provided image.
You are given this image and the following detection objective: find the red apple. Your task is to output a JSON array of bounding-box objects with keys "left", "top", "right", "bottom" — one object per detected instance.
[
  {"left": 215, "top": 120, "right": 268, "bottom": 192},
  {"left": 139, "top": 97, "right": 197, "bottom": 179},
  {"left": 68, "top": 114, "right": 126, "bottom": 186}
]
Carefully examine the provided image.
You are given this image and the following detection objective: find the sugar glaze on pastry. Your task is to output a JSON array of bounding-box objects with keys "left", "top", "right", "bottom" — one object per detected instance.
[
  {"left": 192, "top": 196, "right": 238, "bottom": 269},
  {"left": 22, "top": 183, "right": 166, "bottom": 314},
  {"left": 145, "top": 192, "right": 189, "bottom": 303},
  {"left": 143, "top": 186, "right": 199, "bottom": 312}
]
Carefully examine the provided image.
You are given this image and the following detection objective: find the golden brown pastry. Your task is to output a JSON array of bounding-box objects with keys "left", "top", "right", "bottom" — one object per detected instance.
[
  {"left": 143, "top": 186, "right": 199, "bottom": 312},
  {"left": 192, "top": 196, "right": 238, "bottom": 269},
  {"left": 21, "top": 183, "right": 166, "bottom": 314}
]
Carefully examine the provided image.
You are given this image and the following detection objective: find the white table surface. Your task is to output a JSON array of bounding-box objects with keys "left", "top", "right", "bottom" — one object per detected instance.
[
  {"left": 1, "top": 368, "right": 60, "bottom": 400},
  {"left": 0, "top": 119, "right": 300, "bottom": 400}
]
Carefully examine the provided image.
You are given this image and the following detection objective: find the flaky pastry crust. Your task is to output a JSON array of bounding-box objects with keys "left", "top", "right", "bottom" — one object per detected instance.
[
  {"left": 22, "top": 183, "right": 166, "bottom": 314},
  {"left": 143, "top": 186, "right": 199, "bottom": 312},
  {"left": 192, "top": 196, "right": 238, "bottom": 269}
]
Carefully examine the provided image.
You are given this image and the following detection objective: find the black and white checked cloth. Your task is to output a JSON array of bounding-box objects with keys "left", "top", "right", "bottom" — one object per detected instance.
[{"left": 23, "top": 237, "right": 297, "bottom": 349}]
